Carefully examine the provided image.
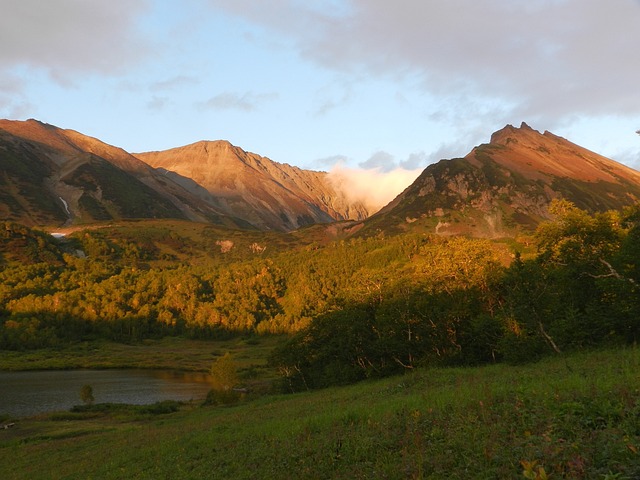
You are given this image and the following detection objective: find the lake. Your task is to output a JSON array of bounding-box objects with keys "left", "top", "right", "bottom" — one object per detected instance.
[{"left": 0, "top": 369, "right": 213, "bottom": 418}]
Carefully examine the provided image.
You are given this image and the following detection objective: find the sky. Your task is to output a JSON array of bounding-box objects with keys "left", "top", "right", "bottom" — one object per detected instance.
[{"left": 2, "top": 0, "right": 640, "bottom": 197}]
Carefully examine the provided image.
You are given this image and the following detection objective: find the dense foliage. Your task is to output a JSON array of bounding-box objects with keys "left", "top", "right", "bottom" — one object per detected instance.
[
  {"left": 1, "top": 200, "right": 639, "bottom": 389},
  {"left": 273, "top": 201, "right": 640, "bottom": 389}
]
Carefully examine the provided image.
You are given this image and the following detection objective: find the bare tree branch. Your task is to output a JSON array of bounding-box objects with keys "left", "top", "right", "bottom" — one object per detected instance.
[
  {"left": 585, "top": 258, "right": 637, "bottom": 286},
  {"left": 538, "top": 322, "right": 562, "bottom": 354},
  {"left": 392, "top": 356, "right": 414, "bottom": 369}
]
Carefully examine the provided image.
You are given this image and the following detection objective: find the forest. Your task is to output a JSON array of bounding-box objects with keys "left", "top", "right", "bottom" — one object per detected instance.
[{"left": 1, "top": 200, "right": 638, "bottom": 389}]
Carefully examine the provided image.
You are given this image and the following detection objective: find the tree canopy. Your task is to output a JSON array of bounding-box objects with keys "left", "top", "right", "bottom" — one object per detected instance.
[{"left": 1, "top": 201, "right": 638, "bottom": 389}]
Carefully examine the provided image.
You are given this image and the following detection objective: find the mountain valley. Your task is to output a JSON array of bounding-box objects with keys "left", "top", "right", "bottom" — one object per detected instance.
[{"left": 2, "top": 118, "right": 640, "bottom": 478}]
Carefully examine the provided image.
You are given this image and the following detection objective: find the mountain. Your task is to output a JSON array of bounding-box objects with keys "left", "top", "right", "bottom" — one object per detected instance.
[
  {"left": 0, "top": 119, "right": 368, "bottom": 231},
  {"left": 367, "top": 122, "right": 640, "bottom": 237},
  {"left": 0, "top": 119, "right": 256, "bottom": 228},
  {"left": 135, "top": 141, "right": 370, "bottom": 231},
  {"left": 4, "top": 119, "right": 638, "bottom": 237}
]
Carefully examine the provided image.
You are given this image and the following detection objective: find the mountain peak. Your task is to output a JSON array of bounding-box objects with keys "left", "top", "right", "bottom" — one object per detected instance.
[
  {"left": 135, "top": 140, "right": 370, "bottom": 231},
  {"left": 489, "top": 121, "right": 539, "bottom": 145},
  {"left": 481, "top": 122, "right": 640, "bottom": 184},
  {"left": 368, "top": 123, "right": 640, "bottom": 238}
]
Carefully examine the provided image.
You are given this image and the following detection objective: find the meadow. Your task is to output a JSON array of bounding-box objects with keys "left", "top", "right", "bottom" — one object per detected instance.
[
  {"left": 0, "top": 336, "right": 281, "bottom": 374},
  {"left": 1, "top": 347, "right": 639, "bottom": 479}
]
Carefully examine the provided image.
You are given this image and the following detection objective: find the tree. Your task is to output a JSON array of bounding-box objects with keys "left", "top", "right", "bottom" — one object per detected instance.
[
  {"left": 80, "top": 384, "right": 94, "bottom": 406},
  {"left": 206, "top": 352, "right": 240, "bottom": 405},
  {"left": 499, "top": 200, "right": 639, "bottom": 356},
  {"left": 210, "top": 352, "right": 238, "bottom": 392},
  {"left": 535, "top": 199, "right": 624, "bottom": 269}
]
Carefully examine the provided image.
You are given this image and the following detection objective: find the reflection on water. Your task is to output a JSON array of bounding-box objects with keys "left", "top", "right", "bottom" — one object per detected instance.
[{"left": 0, "top": 369, "right": 213, "bottom": 419}]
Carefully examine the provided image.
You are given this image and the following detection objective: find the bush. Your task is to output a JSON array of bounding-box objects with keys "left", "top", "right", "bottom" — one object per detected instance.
[
  {"left": 209, "top": 352, "right": 239, "bottom": 392},
  {"left": 139, "top": 400, "right": 181, "bottom": 415},
  {"left": 498, "top": 331, "right": 548, "bottom": 365},
  {"left": 80, "top": 384, "right": 94, "bottom": 405},
  {"left": 203, "top": 388, "right": 240, "bottom": 406}
]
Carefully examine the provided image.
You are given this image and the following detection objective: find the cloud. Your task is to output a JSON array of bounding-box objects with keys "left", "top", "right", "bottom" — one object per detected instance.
[
  {"left": 197, "top": 91, "right": 279, "bottom": 112},
  {"left": 400, "top": 152, "right": 428, "bottom": 169},
  {"left": 313, "top": 78, "right": 355, "bottom": 116},
  {"left": 0, "top": 0, "right": 150, "bottom": 79},
  {"left": 359, "top": 151, "right": 395, "bottom": 170},
  {"left": 0, "top": 95, "right": 33, "bottom": 119},
  {"left": 147, "top": 96, "right": 170, "bottom": 111},
  {"left": 328, "top": 164, "right": 422, "bottom": 212},
  {"left": 610, "top": 148, "right": 640, "bottom": 171},
  {"left": 207, "top": 0, "right": 640, "bottom": 129},
  {"left": 313, "top": 154, "right": 350, "bottom": 169},
  {"left": 358, "top": 150, "right": 433, "bottom": 172},
  {"left": 151, "top": 76, "right": 199, "bottom": 92},
  {"left": 0, "top": 0, "right": 151, "bottom": 116}
]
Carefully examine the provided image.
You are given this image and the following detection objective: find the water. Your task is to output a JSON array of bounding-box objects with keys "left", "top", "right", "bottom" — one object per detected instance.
[{"left": 0, "top": 369, "right": 213, "bottom": 418}]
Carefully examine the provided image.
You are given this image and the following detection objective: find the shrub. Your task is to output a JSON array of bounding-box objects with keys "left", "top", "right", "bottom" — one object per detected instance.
[
  {"left": 80, "top": 384, "right": 94, "bottom": 405},
  {"left": 139, "top": 400, "right": 181, "bottom": 415}
]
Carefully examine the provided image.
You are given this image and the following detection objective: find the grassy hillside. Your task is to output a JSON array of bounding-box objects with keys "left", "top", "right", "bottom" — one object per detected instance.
[{"left": 2, "top": 347, "right": 640, "bottom": 479}]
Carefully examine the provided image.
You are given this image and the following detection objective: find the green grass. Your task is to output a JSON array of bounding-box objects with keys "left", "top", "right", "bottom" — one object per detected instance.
[
  {"left": 2, "top": 347, "right": 640, "bottom": 479},
  {"left": 0, "top": 336, "right": 284, "bottom": 377},
  {"left": 57, "top": 218, "right": 318, "bottom": 265}
]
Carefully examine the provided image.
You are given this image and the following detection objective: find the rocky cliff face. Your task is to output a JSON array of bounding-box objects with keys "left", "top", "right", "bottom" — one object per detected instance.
[
  {"left": 370, "top": 123, "right": 640, "bottom": 237},
  {"left": 135, "top": 141, "right": 370, "bottom": 231}
]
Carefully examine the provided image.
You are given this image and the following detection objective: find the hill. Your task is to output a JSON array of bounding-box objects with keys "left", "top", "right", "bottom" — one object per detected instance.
[{"left": 366, "top": 122, "right": 640, "bottom": 237}]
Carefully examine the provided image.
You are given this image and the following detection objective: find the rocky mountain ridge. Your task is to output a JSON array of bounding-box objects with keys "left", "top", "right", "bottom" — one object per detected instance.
[
  {"left": 2, "top": 119, "right": 639, "bottom": 239},
  {"left": 135, "top": 140, "right": 369, "bottom": 231},
  {"left": 369, "top": 122, "right": 640, "bottom": 237},
  {"left": 0, "top": 119, "right": 368, "bottom": 230}
]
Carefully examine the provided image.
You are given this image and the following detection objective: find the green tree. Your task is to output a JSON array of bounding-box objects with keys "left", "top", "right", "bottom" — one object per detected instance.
[
  {"left": 206, "top": 352, "right": 240, "bottom": 405},
  {"left": 499, "top": 200, "right": 638, "bottom": 358},
  {"left": 210, "top": 352, "right": 238, "bottom": 392},
  {"left": 80, "top": 384, "right": 94, "bottom": 405}
]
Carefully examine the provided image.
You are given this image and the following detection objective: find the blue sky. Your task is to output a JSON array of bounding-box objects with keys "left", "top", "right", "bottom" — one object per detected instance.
[{"left": 2, "top": 0, "right": 640, "bottom": 180}]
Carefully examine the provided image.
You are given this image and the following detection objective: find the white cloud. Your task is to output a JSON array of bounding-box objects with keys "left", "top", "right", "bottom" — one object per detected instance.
[
  {"left": 197, "top": 92, "right": 279, "bottom": 112},
  {"left": 207, "top": 0, "right": 640, "bottom": 131},
  {"left": 0, "top": 0, "right": 151, "bottom": 78},
  {"left": 328, "top": 163, "right": 422, "bottom": 212},
  {"left": 359, "top": 151, "right": 395, "bottom": 170}
]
